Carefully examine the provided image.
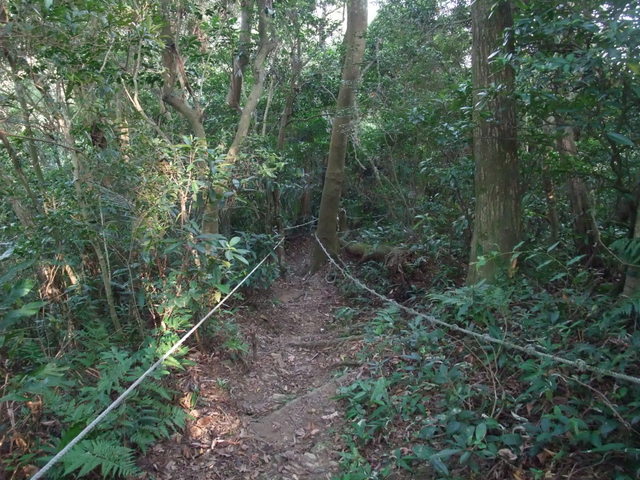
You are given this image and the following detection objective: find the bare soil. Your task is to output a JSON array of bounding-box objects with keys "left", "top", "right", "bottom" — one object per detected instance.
[{"left": 140, "top": 238, "right": 364, "bottom": 480}]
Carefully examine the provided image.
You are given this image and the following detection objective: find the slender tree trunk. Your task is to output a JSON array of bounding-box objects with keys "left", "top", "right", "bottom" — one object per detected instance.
[
  {"left": 260, "top": 76, "right": 276, "bottom": 136},
  {"left": 277, "top": 38, "right": 303, "bottom": 150},
  {"left": 3, "top": 52, "right": 45, "bottom": 185},
  {"left": 467, "top": 0, "right": 520, "bottom": 284},
  {"left": 60, "top": 103, "right": 122, "bottom": 331},
  {"left": 0, "top": 131, "right": 41, "bottom": 212},
  {"left": 557, "top": 126, "right": 599, "bottom": 259},
  {"left": 623, "top": 202, "right": 640, "bottom": 297},
  {"left": 226, "top": 0, "right": 253, "bottom": 111},
  {"left": 159, "top": 4, "right": 216, "bottom": 233},
  {"left": 311, "top": 0, "right": 367, "bottom": 271},
  {"left": 541, "top": 156, "right": 560, "bottom": 242},
  {"left": 14, "top": 81, "right": 45, "bottom": 185},
  {"left": 227, "top": 1, "right": 277, "bottom": 163},
  {"left": 116, "top": 96, "right": 130, "bottom": 161}
]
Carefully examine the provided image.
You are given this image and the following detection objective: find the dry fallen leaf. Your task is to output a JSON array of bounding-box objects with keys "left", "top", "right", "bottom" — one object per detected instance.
[{"left": 498, "top": 448, "right": 518, "bottom": 462}]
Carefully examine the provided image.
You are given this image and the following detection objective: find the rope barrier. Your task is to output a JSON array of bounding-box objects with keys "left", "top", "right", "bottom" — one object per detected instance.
[
  {"left": 282, "top": 217, "right": 317, "bottom": 231},
  {"left": 313, "top": 234, "right": 640, "bottom": 387},
  {"left": 30, "top": 237, "right": 284, "bottom": 480}
]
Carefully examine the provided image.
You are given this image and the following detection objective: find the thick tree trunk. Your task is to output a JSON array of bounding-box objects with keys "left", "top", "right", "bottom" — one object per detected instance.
[
  {"left": 567, "top": 176, "right": 598, "bottom": 258},
  {"left": 467, "top": 0, "right": 520, "bottom": 284},
  {"left": 311, "top": 0, "right": 367, "bottom": 271}
]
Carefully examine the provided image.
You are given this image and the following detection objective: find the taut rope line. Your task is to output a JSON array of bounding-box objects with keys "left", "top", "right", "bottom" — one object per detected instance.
[
  {"left": 30, "top": 237, "right": 284, "bottom": 480},
  {"left": 314, "top": 234, "right": 640, "bottom": 387}
]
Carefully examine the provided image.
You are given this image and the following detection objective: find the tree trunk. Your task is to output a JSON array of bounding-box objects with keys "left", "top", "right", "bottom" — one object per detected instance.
[
  {"left": 3, "top": 51, "right": 45, "bottom": 185},
  {"left": 226, "top": 0, "right": 277, "bottom": 163},
  {"left": 160, "top": 3, "right": 216, "bottom": 233},
  {"left": 623, "top": 202, "right": 640, "bottom": 297},
  {"left": 541, "top": 156, "right": 560, "bottom": 242},
  {"left": 226, "top": 0, "right": 253, "bottom": 111},
  {"left": 277, "top": 37, "right": 303, "bottom": 150},
  {"left": 60, "top": 103, "right": 122, "bottom": 332},
  {"left": 311, "top": 0, "right": 367, "bottom": 271},
  {"left": 467, "top": 0, "right": 520, "bottom": 284},
  {"left": 260, "top": 75, "right": 276, "bottom": 136},
  {"left": 0, "top": 131, "right": 41, "bottom": 212},
  {"left": 558, "top": 126, "right": 599, "bottom": 260}
]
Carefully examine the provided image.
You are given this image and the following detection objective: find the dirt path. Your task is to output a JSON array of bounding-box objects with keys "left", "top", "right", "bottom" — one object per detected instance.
[{"left": 141, "top": 238, "right": 363, "bottom": 480}]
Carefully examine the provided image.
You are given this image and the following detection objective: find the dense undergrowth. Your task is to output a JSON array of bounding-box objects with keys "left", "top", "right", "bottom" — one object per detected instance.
[
  {"left": 333, "top": 232, "right": 640, "bottom": 480},
  {"left": 0, "top": 232, "right": 279, "bottom": 479}
]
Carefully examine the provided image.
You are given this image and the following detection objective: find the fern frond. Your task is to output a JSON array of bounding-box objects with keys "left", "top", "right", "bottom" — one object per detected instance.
[{"left": 61, "top": 439, "right": 139, "bottom": 478}]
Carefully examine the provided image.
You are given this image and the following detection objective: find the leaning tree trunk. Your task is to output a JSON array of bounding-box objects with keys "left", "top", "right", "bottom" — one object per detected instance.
[
  {"left": 467, "top": 0, "right": 520, "bottom": 284},
  {"left": 311, "top": 0, "right": 367, "bottom": 271}
]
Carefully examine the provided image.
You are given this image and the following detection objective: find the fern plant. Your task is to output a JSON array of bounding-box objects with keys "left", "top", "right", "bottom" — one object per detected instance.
[{"left": 60, "top": 440, "right": 139, "bottom": 478}]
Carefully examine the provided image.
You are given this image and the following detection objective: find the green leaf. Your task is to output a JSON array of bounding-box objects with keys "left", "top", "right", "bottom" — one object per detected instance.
[
  {"left": 567, "top": 254, "right": 586, "bottom": 266},
  {"left": 546, "top": 241, "right": 560, "bottom": 253},
  {"left": 370, "top": 377, "right": 388, "bottom": 405},
  {"left": 606, "top": 132, "right": 634, "bottom": 146},
  {"left": 459, "top": 450, "right": 472, "bottom": 465},
  {"left": 2, "top": 301, "right": 46, "bottom": 329},
  {"left": 475, "top": 422, "right": 487, "bottom": 442},
  {"left": 0, "top": 259, "right": 35, "bottom": 285},
  {"left": 501, "top": 433, "right": 523, "bottom": 446},
  {"left": 430, "top": 456, "right": 449, "bottom": 475},
  {"left": 229, "top": 236, "right": 241, "bottom": 247}
]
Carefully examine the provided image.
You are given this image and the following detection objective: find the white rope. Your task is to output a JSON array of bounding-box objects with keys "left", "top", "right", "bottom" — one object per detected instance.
[
  {"left": 282, "top": 217, "right": 317, "bottom": 231},
  {"left": 314, "top": 234, "right": 640, "bottom": 387},
  {"left": 30, "top": 237, "right": 284, "bottom": 480}
]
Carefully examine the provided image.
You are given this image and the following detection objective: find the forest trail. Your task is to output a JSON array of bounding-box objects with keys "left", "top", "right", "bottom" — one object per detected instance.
[{"left": 141, "top": 238, "right": 363, "bottom": 480}]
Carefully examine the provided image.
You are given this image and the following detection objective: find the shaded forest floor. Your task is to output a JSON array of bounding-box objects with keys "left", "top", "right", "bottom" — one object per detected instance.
[{"left": 140, "top": 238, "right": 364, "bottom": 480}]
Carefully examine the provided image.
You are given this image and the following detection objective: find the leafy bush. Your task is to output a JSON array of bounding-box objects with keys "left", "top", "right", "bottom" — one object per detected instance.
[{"left": 336, "top": 276, "right": 640, "bottom": 479}]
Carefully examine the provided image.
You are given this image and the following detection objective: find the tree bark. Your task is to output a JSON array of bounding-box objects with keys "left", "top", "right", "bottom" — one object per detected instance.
[
  {"left": 277, "top": 37, "right": 303, "bottom": 150},
  {"left": 623, "top": 202, "right": 640, "bottom": 297},
  {"left": 60, "top": 103, "right": 122, "bottom": 331},
  {"left": 260, "top": 75, "right": 276, "bottom": 136},
  {"left": 159, "top": 4, "right": 216, "bottom": 233},
  {"left": 0, "top": 131, "right": 41, "bottom": 212},
  {"left": 226, "top": 0, "right": 253, "bottom": 111},
  {"left": 226, "top": 0, "right": 277, "bottom": 163},
  {"left": 2, "top": 51, "right": 45, "bottom": 185},
  {"left": 541, "top": 156, "right": 560, "bottom": 242},
  {"left": 311, "top": 0, "right": 367, "bottom": 271},
  {"left": 467, "top": 0, "right": 520, "bottom": 284},
  {"left": 558, "top": 126, "right": 599, "bottom": 260}
]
